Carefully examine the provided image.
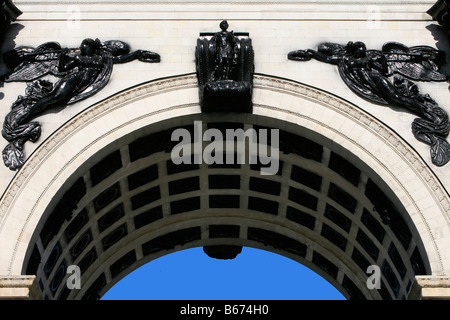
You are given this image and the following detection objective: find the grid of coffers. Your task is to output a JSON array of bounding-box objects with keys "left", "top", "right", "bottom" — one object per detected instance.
[{"left": 26, "top": 123, "right": 428, "bottom": 300}]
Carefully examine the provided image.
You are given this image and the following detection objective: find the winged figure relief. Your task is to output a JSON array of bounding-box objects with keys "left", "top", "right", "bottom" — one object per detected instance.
[
  {"left": 288, "top": 41, "right": 450, "bottom": 166},
  {"left": 0, "top": 38, "right": 160, "bottom": 170}
]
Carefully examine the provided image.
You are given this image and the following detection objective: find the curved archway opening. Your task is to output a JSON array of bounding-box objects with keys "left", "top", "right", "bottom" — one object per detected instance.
[
  {"left": 101, "top": 246, "right": 346, "bottom": 300},
  {"left": 21, "top": 111, "right": 431, "bottom": 300}
]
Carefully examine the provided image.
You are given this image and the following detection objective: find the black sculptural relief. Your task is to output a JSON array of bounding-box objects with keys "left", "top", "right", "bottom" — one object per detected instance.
[
  {"left": 1, "top": 38, "right": 160, "bottom": 170},
  {"left": 195, "top": 20, "right": 254, "bottom": 113},
  {"left": 288, "top": 41, "right": 450, "bottom": 166}
]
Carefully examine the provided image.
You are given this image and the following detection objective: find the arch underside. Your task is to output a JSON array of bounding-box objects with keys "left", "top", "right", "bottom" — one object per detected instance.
[
  {"left": 24, "top": 117, "right": 429, "bottom": 300},
  {"left": 2, "top": 74, "right": 447, "bottom": 300}
]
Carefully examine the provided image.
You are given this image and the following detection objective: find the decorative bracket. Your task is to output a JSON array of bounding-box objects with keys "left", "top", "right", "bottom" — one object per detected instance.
[{"left": 195, "top": 20, "right": 254, "bottom": 113}]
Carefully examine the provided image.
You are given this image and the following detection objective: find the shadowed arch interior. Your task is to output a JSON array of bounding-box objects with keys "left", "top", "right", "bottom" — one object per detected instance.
[{"left": 22, "top": 113, "right": 430, "bottom": 300}]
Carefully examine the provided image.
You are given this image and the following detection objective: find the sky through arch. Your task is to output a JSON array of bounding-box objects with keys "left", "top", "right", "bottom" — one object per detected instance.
[{"left": 102, "top": 246, "right": 346, "bottom": 300}]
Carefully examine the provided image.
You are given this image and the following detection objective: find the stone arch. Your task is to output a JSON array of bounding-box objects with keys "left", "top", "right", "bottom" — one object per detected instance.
[{"left": 0, "top": 73, "right": 449, "bottom": 299}]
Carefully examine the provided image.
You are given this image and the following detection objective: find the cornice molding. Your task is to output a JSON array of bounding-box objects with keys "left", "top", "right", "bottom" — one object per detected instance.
[{"left": 13, "top": 1, "right": 436, "bottom": 21}]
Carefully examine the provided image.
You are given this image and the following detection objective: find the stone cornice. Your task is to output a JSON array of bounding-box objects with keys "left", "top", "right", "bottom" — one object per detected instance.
[{"left": 13, "top": 1, "right": 435, "bottom": 21}]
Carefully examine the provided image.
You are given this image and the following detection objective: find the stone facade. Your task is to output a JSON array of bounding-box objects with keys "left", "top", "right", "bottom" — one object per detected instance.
[{"left": 0, "top": 0, "right": 449, "bottom": 300}]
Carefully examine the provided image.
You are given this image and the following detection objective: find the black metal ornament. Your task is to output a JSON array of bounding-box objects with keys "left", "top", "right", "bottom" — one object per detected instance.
[
  {"left": 195, "top": 20, "right": 254, "bottom": 113},
  {"left": 1, "top": 38, "right": 160, "bottom": 170},
  {"left": 288, "top": 41, "right": 450, "bottom": 166}
]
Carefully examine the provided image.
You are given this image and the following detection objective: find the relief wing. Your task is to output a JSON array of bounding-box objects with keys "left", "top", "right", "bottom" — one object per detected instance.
[
  {"left": 382, "top": 42, "right": 447, "bottom": 82},
  {"left": 2, "top": 42, "right": 78, "bottom": 82}
]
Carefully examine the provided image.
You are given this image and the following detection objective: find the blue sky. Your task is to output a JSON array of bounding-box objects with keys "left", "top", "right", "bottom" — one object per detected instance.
[{"left": 101, "top": 246, "right": 345, "bottom": 300}]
